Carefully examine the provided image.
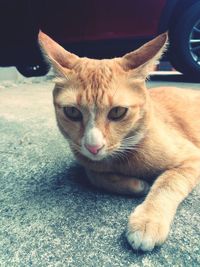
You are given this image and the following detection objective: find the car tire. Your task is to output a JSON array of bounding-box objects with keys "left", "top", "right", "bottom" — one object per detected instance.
[
  {"left": 169, "top": 2, "right": 200, "bottom": 80},
  {"left": 16, "top": 61, "right": 50, "bottom": 77}
]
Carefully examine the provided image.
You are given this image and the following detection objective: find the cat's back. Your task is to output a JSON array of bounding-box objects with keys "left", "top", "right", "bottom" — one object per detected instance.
[
  {"left": 149, "top": 86, "right": 200, "bottom": 114},
  {"left": 149, "top": 86, "right": 200, "bottom": 146},
  {"left": 149, "top": 86, "right": 200, "bottom": 103}
]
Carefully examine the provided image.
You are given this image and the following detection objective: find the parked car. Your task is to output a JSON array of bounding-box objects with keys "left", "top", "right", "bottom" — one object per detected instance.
[{"left": 0, "top": 0, "right": 200, "bottom": 79}]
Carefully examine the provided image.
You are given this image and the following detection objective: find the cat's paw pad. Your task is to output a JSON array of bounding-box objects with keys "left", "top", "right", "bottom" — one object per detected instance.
[{"left": 126, "top": 204, "right": 170, "bottom": 251}]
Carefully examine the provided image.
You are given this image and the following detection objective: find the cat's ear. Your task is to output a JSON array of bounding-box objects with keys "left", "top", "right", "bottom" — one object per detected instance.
[
  {"left": 38, "top": 31, "right": 79, "bottom": 77},
  {"left": 119, "top": 32, "right": 168, "bottom": 78}
]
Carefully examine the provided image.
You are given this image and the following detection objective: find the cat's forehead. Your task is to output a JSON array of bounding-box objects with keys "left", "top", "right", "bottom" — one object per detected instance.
[
  {"left": 54, "top": 59, "right": 145, "bottom": 107},
  {"left": 74, "top": 59, "right": 123, "bottom": 89},
  {"left": 74, "top": 61, "right": 113, "bottom": 105}
]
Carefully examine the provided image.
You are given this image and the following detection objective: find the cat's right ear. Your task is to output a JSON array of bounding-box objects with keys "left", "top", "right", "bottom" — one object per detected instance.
[
  {"left": 119, "top": 33, "right": 168, "bottom": 79},
  {"left": 38, "top": 31, "right": 79, "bottom": 77}
]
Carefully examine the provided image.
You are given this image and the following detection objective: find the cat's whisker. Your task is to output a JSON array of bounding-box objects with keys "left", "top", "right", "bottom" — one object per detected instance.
[
  {"left": 68, "top": 141, "right": 82, "bottom": 154},
  {"left": 110, "top": 150, "right": 127, "bottom": 163},
  {"left": 110, "top": 147, "right": 132, "bottom": 160}
]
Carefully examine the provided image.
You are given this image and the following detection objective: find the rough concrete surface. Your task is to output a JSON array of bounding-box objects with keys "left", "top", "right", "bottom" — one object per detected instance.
[{"left": 0, "top": 70, "right": 200, "bottom": 267}]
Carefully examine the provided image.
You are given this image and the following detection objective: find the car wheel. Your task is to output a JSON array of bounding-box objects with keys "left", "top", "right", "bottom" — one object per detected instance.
[
  {"left": 16, "top": 61, "right": 50, "bottom": 77},
  {"left": 169, "top": 2, "right": 200, "bottom": 80}
]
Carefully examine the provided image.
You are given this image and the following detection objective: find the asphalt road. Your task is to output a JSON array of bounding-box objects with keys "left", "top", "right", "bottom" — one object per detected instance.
[{"left": 0, "top": 71, "right": 200, "bottom": 267}]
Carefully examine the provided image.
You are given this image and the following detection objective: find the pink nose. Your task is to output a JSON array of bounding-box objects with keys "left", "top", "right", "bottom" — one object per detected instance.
[{"left": 85, "top": 144, "right": 103, "bottom": 155}]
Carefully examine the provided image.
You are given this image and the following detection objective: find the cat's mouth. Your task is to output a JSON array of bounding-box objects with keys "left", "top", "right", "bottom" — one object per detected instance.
[
  {"left": 81, "top": 145, "right": 107, "bottom": 161},
  {"left": 81, "top": 142, "right": 129, "bottom": 162},
  {"left": 70, "top": 134, "right": 143, "bottom": 162}
]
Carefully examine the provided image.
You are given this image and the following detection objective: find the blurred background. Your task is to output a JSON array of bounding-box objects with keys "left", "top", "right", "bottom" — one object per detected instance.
[{"left": 0, "top": 0, "right": 200, "bottom": 78}]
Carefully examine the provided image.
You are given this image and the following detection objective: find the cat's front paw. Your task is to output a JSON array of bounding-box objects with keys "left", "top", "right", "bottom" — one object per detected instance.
[{"left": 126, "top": 204, "right": 170, "bottom": 251}]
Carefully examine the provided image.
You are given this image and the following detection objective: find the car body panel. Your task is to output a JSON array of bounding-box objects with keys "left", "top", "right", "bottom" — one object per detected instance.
[{"left": 41, "top": 0, "right": 167, "bottom": 43}]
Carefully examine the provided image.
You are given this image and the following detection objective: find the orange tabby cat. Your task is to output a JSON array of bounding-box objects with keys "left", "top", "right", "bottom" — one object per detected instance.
[{"left": 39, "top": 31, "right": 200, "bottom": 251}]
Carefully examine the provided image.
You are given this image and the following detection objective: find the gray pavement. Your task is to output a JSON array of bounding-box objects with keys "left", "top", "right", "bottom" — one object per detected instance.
[{"left": 0, "top": 71, "right": 200, "bottom": 266}]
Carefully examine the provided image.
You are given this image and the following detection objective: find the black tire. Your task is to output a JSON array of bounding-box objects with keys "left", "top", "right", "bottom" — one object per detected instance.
[
  {"left": 16, "top": 41, "right": 51, "bottom": 77},
  {"left": 169, "top": 2, "right": 200, "bottom": 80},
  {"left": 16, "top": 61, "right": 50, "bottom": 77}
]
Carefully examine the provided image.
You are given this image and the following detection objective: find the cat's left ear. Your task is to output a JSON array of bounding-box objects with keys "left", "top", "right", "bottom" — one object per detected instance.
[
  {"left": 119, "top": 32, "right": 168, "bottom": 78},
  {"left": 38, "top": 31, "right": 80, "bottom": 77}
]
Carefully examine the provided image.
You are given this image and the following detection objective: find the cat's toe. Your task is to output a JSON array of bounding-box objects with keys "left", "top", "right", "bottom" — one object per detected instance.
[
  {"left": 126, "top": 204, "right": 170, "bottom": 251},
  {"left": 139, "top": 181, "right": 150, "bottom": 196},
  {"left": 131, "top": 180, "right": 150, "bottom": 196},
  {"left": 126, "top": 229, "right": 155, "bottom": 251}
]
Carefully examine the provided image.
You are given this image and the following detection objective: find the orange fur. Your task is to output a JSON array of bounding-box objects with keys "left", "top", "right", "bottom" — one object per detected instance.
[{"left": 39, "top": 32, "right": 200, "bottom": 251}]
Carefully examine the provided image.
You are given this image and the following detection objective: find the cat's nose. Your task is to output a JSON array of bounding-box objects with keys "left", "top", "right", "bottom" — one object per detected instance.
[{"left": 85, "top": 144, "right": 104, "bottom": 155}]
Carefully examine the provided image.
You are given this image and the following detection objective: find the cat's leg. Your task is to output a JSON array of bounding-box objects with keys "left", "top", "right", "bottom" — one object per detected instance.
[
  {"left": 126, "top": 155, "right": 200, "bottom": 251},
  {"left": 86, "top": 170, "right": 150, "bottom": 196}
]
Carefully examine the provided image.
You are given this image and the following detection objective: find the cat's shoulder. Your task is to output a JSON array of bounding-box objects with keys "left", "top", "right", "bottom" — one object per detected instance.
[{"left": 149, "top": 86, "right": 200, "bottom": 101}]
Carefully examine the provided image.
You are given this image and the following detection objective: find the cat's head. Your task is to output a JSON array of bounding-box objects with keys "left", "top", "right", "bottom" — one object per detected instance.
[{"left": 39, "top": 32, "right": 167, "bottom": 161}]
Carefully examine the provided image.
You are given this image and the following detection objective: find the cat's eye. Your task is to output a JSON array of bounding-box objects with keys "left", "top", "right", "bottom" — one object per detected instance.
[
  {"left": 108, "top": 107, "right": 128, "bottom": 121},
  {"left": 63, "top": 106, "right": 83, "bottom": 121}
]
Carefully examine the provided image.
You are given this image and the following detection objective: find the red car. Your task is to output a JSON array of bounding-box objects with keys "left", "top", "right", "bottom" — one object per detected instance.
[{"left": 0, "top": 0, "right": 200, "bottom": 79}]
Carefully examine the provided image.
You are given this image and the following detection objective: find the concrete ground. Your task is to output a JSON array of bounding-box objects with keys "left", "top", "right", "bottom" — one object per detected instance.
[{"left": 0, "top": 69, "right": 200, "bottom": 267}]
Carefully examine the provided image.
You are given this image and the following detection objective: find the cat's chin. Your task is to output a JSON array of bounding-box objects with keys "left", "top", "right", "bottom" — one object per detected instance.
[
  {"left": 84, "top": 153, "right": 107, "bottom": 162},
  {"left": 78, "top": 146, "right": 109, "bottom": 162},
  {"left": 78, "top": 150, "right": 107, "bottom": 162}
]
